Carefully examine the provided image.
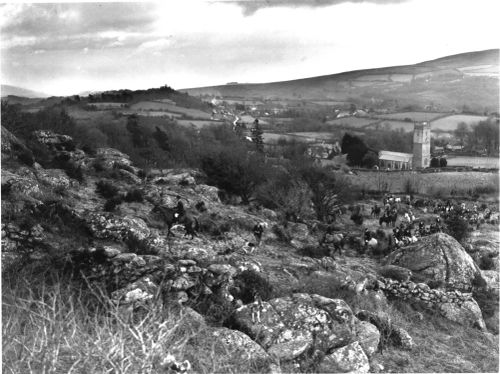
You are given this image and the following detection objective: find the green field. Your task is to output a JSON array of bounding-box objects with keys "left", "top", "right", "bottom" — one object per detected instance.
[
  {"left": 446, "top": 156, "right": 499, "bottom": 168},
  {"left": 176, "top": 119, "right": 223, "bottom": 128},
  {"left": 289, "top": 132, "right": 335, "bottom": 141},
  {"left": 347, "top": 170, "right": 498, "bottom": 194},
  {"left": 325, "top": 117, "right": 377, "bottom": 128},
  {"left": 372, "top": 111, "right": 447, "bottom": 122},
  {"left": 121, "top": 110, "right": 183, "bottom": 118},
  {"left": 365, "top": 120, "right": 414, "bottom": 132},
  {"left": 130, "top": 101, "right": 211, "bottom": 119},
  {"left": 262, "top": 133, "right": 310, "bottom": 144},
  {"left": 431, "top": 114, "right": 489, "bottom": 131}
]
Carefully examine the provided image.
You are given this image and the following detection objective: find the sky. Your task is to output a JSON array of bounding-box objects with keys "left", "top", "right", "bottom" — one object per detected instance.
[{"left": 1, "top": 0, "right": 499, "bottom": 96}]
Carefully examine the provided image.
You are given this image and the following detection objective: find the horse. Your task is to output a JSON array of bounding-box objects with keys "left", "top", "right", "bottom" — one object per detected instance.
[
  {"left": 150, "top": 205, "right": 178, "bottom": 237},
  {"left": 371, "top": 205, "right": 381, "bottom": 218},
  {"left": 379, "top": 212, "right": 397, "bottom": 227},
  {"left": 175, "top": 211, "right": 199, "bottom": 239}
]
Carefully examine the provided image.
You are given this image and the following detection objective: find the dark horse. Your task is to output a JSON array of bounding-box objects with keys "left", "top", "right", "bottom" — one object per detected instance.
[
  {"left": 371, "top": 205, "right": 381, "bottom": 218},
  {"left": 379, "top": 212, "right": 397, "bottom": 227}
]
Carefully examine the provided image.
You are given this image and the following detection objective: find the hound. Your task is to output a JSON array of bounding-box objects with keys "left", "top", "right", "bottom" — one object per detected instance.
[{"left": 250, "top": 294, "right": 266, "bottom": 323}]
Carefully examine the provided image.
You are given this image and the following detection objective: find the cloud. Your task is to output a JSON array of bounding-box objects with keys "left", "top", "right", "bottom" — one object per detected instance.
[
  {"left": 223, "top": 0, "right": 409, "bottom": 16},
  {"left": 1, "top": 3, "right": 157, "bottom": 39}
]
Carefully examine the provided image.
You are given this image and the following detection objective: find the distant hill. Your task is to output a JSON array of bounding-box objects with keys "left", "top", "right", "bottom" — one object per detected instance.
[
  {"left": 181, "top": 49, "right": 499, "bottom": 112},
  {"left": 1, "top": 85, "right": 51, "bottom": 98}
]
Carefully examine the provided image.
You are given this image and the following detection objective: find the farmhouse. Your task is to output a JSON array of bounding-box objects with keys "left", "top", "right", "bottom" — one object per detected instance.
[{"left": 379, "top": 121, "right": 431, "bottom": 169}]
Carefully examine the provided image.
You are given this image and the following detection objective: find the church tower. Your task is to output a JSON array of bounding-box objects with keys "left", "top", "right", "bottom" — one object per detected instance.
[{"left": 413, "top": 121, "right": 431, "bottom": 168}]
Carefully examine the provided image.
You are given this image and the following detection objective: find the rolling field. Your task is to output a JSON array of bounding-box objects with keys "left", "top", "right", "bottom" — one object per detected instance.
[
  {"left": 176, "top": 119, "right": 223, "bottom": 128},
  {"left": 289, "top": 132, "right": 335, "bottom": 141},
  {"left": 325, "top": 117, "right": 377, "bottom": 128},
  {"left": 121, "top": 110, "right": 183, "bottom": 118},
  {"left": 130, "top": 101, "right": 211, "bottom": 119},
  {"left": 372, "top": 111, "right": 447, "bottom": 121},
  {"left": 365, "top": 120, "right": 413, "bottom": 132},
  {"left": 431, "top": 114, "right": 489, "bottom": 131},
  {"left": 262, "top": 133, "right": 310, "bottom": 144},
  {"left": 347, "top": 170, "right": 498, "bottom": 195},
  {"left": 89, "top": 102, "right": 126, "bottom": 109},
  {"left": 446, "top": 156, "right": 499, "bottom": 168}
]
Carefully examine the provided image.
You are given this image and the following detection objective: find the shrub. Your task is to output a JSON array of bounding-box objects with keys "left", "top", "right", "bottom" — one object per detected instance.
[
  {"left": 124, "top": 188, "right": 144, "bottom": 203},
  {"left": 479, "top": 255, "right": 495, "bottom": 270},
  {"left": 103, "top": 196, "right": 122, "bottom": 212},
  {"left": 95, "top": 180, "right": 120, "bottom": 199},
  {"left": 444, "top": 214, "right": 469, "bottom": 243},
  {"left": 232, "top": 270, "right": 273, "bottom": 304},
  {"left": 64, "top": 161, "right": 84, "bottom": 182},
  {"left": 298, "top": 245, "right": 329, "bottom": 259},
  {"left": 17, "top": 148, "right": 35, "bottom": 166},
  {"left": 272, "top": 224, "right": 291, "bottom": 243}
]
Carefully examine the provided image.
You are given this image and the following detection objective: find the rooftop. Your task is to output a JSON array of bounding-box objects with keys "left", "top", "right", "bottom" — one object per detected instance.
[{"left": 379, "top": 150, "right": 413, "bottom": 162}]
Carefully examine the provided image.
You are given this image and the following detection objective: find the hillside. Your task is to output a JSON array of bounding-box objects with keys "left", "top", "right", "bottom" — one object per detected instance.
[
  {"left": 181, "top": 49, "right": 499, "bottom": 112},
  {"left": 1, "top": 84, "right": 51, "bottom": 98},
  {"left": 2, "top": 126, "right": 499, "bottom": 373}
]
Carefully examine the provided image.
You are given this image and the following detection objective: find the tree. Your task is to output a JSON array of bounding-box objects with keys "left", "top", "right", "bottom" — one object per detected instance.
[
  {"left": 200, "top": 147, "right": 268, "bottom": 204},
  {"left": 299, "top": 166, "right": 353, "bottom": 221},
  {"left": 341, "top": 133, "right": 368, "bottom": 166},
  {"left": 439, "top": 157, "right": 447, "bottom": 167},
  {"left": 454, "top": 122, "right": 469, "bottom": 147},
  {"left": 251, "top": 118, "right": 264, "bottom": 153},
  {"left": 430, "top": 157, "right": 440, "bottom": 167},
  {"left": 362, "top": 151, "right": 378, "bottom": 168}
]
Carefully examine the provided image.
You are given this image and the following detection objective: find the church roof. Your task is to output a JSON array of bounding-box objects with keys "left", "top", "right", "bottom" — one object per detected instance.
[{"left": 379, "top": 150, "right": 413, "bottom": 162}]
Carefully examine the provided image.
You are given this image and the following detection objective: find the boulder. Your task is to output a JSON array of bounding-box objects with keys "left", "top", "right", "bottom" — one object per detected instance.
[
  {"left": 2, "top": 169, "right": 40, "bottom": 196},
  {"left": 354, "top": 320, "right": 380, "bottom": 358},
  {"left": 95, "top": 147, "right": 132, "bottom": 169},
  {"left": 35, "top": 168, "right": 72, "bottom": 189},
  {"left": 232, "top": 293, "right": 355, "bottom": 361},
  {"left": 192, "top": 184, "right": 221, "bottom": 203},
  {"left": 186, "top": 326, "right": 275, "bottom": 372},
  {"left": 319, "top": 341, "right": 369, "bottom": 373},
  {"left": 438, "top": 299, "right": 486, "bottom": 330},
  {"left": 481, "top": 270, "right": 499, "bottom": 292},
  {"left": 385, "top": 233, "right": 482, "bottom": 292},
  {"left": 378, "top": 265, "right": 412, "bottom": 282},
  {"left": 85, "top": 213, "right": 151, "bottom": 242},
  {"left": 1, "top": 126, "right": 31, "bottom": 161}
]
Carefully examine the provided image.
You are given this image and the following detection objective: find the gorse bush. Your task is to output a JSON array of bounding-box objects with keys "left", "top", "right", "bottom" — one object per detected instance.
[
  {"left": 124, "top": 188, "right": 144, "bottom": 203},
  {"left": 95, "top": 180, "right": 120, "bottom": 199},
  {"left": 444, "top": 214, "right": 470, "bottom": 243},
  {"left": 232, "top": 270, "right": 273, "bottom": 304}
]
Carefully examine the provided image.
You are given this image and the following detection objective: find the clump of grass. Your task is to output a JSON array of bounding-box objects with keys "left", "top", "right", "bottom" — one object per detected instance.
[
  {"left": 95, "top": 180, "right": 120, "bottom": 199},
  {"left": 2, "top": 265, "right": 263, "bottom": 374}
]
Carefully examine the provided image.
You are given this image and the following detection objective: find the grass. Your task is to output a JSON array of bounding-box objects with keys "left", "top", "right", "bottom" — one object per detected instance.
[
  {"left": 1, "top": 264, "right": 266, "bottom": 374},
  {"left": 348, "top": 171, "right": 499, "bottom": 196},
  {"left": 372, "top": 112, "right": 447, "bottom": 122},
  {"left": 431, "top": 114, "right": 489, "bottom": 131}
]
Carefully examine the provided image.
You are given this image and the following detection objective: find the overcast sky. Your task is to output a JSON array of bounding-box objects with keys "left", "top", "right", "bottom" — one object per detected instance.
[{"left": 1, "top": 0, "right": 499, "bottom": 96}]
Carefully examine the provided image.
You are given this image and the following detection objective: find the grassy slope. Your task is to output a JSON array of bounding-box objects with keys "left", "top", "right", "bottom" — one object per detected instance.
[{"left": 181, "top": 49, "right": 499, "bottom": 111}]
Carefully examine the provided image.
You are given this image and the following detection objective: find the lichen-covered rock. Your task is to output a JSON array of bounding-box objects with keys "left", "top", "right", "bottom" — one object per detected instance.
[
  {"left": 319, "top": 341, "right": 369, "bottom": 373},
  {"left": 95, "top": 147, "right": 132, "bottom": 169},
  {"left": 1, "top": 126, "right": 31, "bottom": 161},
  {"left": 481, "top": 270, "right": 499, "bottom": 292},
  {"left": 378, "top": 265, "right": 412, "bottom": 282},
  {"left": 35, "top": 168, "right": 72, "bottom": 189},
  {"left": 385, "top": 233, "right": 482, "bottom": 292},
  {"left": 86, "top": 213, "right": 150, "bottom": 241},
  {"left": 438, "top": 299, "right": 486, "bottom": 330},
  {"left": 2, "top": 169, "right": 41, "bottom": 196},
  {"left": 32, "top": 130, "right": 75, "bottom": 152},
  {"left": 192, "top": 184, "right": 221, "bottom": 203},
  {"left": 354, "top": 320, "right": 380, "bottom": 358},
  {"left": 232, "top": 293, "right": 355, "bottom": 361}
]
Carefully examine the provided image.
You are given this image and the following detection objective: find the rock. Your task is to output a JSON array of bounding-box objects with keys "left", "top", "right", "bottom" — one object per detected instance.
[
  {"left": 232, "top": 293, "right": 355, "bottom": 362},
  {"left": 86, "top": 213, "right": 150, "bottom": 242},
  {"left": 2, "top": 169, "right": 41, "bottom": 196},
  {"left": 481, "top": 270, "right": 499, "bottom": 292},
  {"left": 1, "top": 126, "right": 31, "bottom": 161},
  {"left": 378, "top": 265, "right": 412, "bottom": 282},
  {"left": 35, "top": 168, "right": 72, "bottom": 189},
  {"left": 185, "top": 326, "right": 274, "bottom": 372},
  {"left": 390, "top": 326, "right": 415, "bottom": 350},
  {"left": 192, "top": 184, "right": 221, "bottom": 203},
  {"left": 385, "top": 233, "right": 482, "bottom": 292},
  {"left": 319, "top": 341, "right": 369, "bottom": 373},
  {"left": 354, "top": 320, "right": 380, "bottom": 358},
  {"left": 111, "top": 276, "right": 158, "bottom": 304},
  {"left": 95, "top": 147, "right": 132, "bottom": 169},
  {"left": 208, "top": 263, "right": 237, "bottom": 276},
  {"left": 438, "top": 299, "right": 486, "bottom": 330},
  {"left": 172, "top": 274, "right": 198, "bottom": 291}
]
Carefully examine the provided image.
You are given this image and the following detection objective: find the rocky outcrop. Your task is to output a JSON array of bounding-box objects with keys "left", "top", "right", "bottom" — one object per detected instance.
[
  {"left": 319, "top": 341, "right": 370, "bottom": 373},
  {"left": 438, "top": 300, "right": 486, "bottom": 331},
  {"left": 232, "top": 293, "right": 355, "bottom": 361},
  {"left": 354, "top": 320, "right": 380, "bottom": 358},
  {"left": 356, "top": 310, "right": 414, "bottom": 351},
  {"left": 385, "top": 233, "right": 482, "bottom": 292},
  {"left": 1, "top": 126, "right": 30, "bottom": 161}
]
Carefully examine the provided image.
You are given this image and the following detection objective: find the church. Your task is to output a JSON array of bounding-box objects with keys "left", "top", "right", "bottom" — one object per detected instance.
[{"left": 378, "top": 122, "right": 431, "bottom": 170}]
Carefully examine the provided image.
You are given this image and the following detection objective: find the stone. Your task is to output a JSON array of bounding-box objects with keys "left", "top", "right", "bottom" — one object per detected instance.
[
  {"left": 438, "top": 299, "right": 486, "bottom": 330},
  {"left": 320, "top": 341, "right": 369, "bottom": 373},
  {"left": 354, "top": 320, "right": 380, "bottom": 358},
  {"left": 385, "top": 233, "right": 482, "bottom": 292},
  {"left": 378, "top": 265, "right": 412, "bottom": 282},
  {"left": 232, "top": 293, "right": 355, "bottom": 362},
  {"left": 208, "top": 263, "right": 237, "bottom": 276}
]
